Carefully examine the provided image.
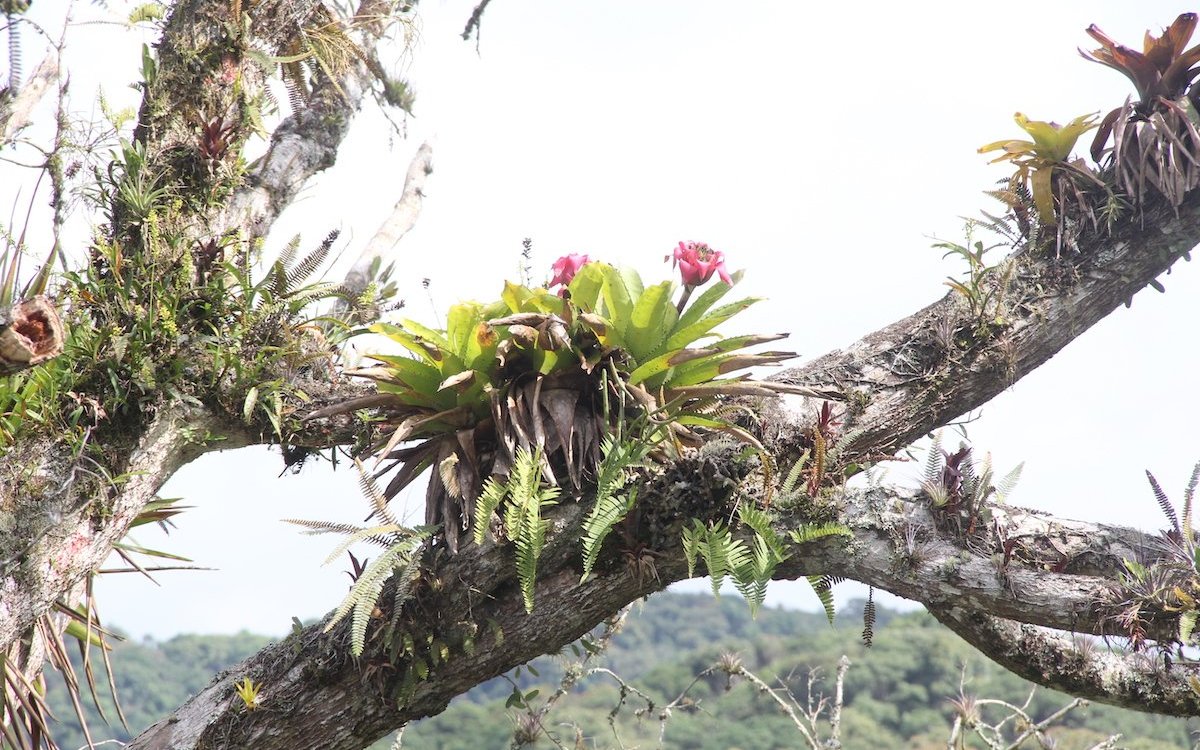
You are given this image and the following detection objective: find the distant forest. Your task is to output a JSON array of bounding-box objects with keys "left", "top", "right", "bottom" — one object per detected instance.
[{"left": 46, "top": 594, "right": 1197, "bottom": 749}]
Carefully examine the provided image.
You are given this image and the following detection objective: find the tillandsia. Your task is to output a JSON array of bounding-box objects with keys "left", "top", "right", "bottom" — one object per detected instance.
[{"left": 309, "top": 245, "right": 824, "bottom": 556}]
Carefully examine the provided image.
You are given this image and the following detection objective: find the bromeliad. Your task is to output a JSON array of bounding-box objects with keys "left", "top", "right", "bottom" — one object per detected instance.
[{"left": 308, "top": 245, "right": 821, "bottom": 553}]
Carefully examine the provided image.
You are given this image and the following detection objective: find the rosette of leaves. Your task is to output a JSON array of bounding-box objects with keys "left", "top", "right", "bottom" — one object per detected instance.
[
  {"left": 979, "top": 112, "right": 1103, "bottom": 229},
  {"left": 1082, "top": 13, "right": 1200, "bottom": 208},
  {"left": 313, "top": 261, "right": 806, "bottom": 556}
]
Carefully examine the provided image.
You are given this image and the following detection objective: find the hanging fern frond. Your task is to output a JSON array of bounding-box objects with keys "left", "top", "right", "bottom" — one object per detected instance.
[
  {"left": 731, "top": 505, "right": 789, "bottom": 616},
  {"left": 862, "top": 586, "right": 877, "bottom": 647},
  {"left": 580, "top": 435, "right": 650, "bottom": 580},
  {"left": 471, "top": 474, "right": 508, "bottom": 544},
  {"left": 806, "top": 574, "right": 841, "bottom": 624}
]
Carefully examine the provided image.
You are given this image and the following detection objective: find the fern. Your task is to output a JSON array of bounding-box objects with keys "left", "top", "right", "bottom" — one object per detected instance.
[
  {"left": 922, "top": 432, "right": 944, "bottom": 487},
  {"left": 806, "top": 575, "right": 839, "bottom": 624},
  {"left": 787, "top": 522, "right": 853, "bottom": 621},
  {"left": 287, "top": 468, "right": 434, "bottom": 656},
  {"left": 1184, "top": 462, "right": 1200, "bottom": 543},
  {"left": 1150, "top": 469, "right": 1182, "bottom": 536},
  {"left": 286, "top": 229, "right": 339, "bottom": 291},
  {"left": 470, "top": 448, "right": 559, "bottom": 613},
  {"left": 995, "top": 461, "right": 1024, "bottom": 502},
  {"left": 862, "top": 586, "right": 877, "bottom": 647},
  {"left": 471, "top": 475, "right": 508, "bottom": 544},
  {"left": 731, "top": 509, "right": 788, "bottom": 617},
  {"left": 787, "top": 522, "right": 853, "bottom": 546},
  {"left": 580, "top": 435, "right": 648, "bottom": 580}
]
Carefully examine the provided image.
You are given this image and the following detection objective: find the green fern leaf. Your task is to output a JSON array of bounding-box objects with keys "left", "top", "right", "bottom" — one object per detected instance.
[
  {"left": 806, "top": 575, "right": 838, "bottom": 624},
  {"left": 472, "top": 476, "right": 508, "bottom": 544}
]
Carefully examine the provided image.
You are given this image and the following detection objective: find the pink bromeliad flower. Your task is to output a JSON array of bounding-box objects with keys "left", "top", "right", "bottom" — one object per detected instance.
[
  {"left": 549, "top": 253, "right": 590, "bottom": 290},
  {"left": 673, "top": 241, "right": 731, "bottom": 287}
]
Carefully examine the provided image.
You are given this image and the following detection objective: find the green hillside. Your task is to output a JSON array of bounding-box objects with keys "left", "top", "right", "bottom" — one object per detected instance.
[{"left": 43, "top": 594, "right": 1197, "bottom": 749}]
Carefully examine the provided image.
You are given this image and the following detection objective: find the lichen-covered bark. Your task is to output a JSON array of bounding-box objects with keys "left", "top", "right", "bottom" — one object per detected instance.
[{"left": 125, "top": 476, "right": 1200, "bottom": 750}]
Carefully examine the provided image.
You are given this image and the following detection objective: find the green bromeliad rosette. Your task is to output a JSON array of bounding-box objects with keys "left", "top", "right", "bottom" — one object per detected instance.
[{"left": 308, "top": 242, "right": 831, "bottom": 616}]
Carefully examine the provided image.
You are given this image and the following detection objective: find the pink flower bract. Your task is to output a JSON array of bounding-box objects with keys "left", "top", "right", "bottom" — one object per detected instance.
[
  {"left": 673, "top": 241, "right": 731, "bottom": 287},
  {"left": 549, "top": 253, "right": 590, "bottom": 289}
]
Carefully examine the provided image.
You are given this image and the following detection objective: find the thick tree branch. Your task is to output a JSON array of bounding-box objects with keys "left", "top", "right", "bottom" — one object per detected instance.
[
  {"left": 341, "top": 140, "right": 432, "bottom": 300},
  {"left": 126, "top": 460, "right": 1200, "bottom": 749},
  {"left": 0, "top": 409, "right": 227, "bottom": 652},
  {"left": 0, "top": 51, "right": 56, "bottom": 145},
  {"left": 218, "top": 0, "right": 403, "bottom": 241},
  {"left": 774, "top": 197, "right": 1200, "bottom": 460},
  {"left": 930, "top": 605, "right": 1200, "bottom": 717}
]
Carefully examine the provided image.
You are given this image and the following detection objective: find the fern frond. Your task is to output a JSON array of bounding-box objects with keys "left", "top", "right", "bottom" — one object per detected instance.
[
  {"left": 827, "top": 426, "right": 866, "bottom": 461},
  {"left": 344, "top": 544, "right": 404, "bottom": 656},
  {"left": 923, "top": 432, "right": 943, "bottom": 486},
  {"left": 995, "top": 461, "right": 1024, "bottom": 502},
  {"left": 284, "top": 518, "right": 371, "bottom": 537},
  {"left": 357, "top": 459, "right": 399, "bottom": 527},
  {"left": 471, "top": 476, "right": 507, "bottom": 545},
  {"left": 1184, "top": 461, "right": 1200, "bottom": 543},
  {"left": 580, "top": 436, "right": 644, "bottom": 580},
  {"left": 780, "top": 452, "right": 808, "bottom": 496},
  {"left": 806, "top": 575, "right": 838, "bottom": 624},
  {"left": 1147, "top": 470, "right": 1181, "bottom": 536},
  {"left": 285, "top": 229, "right": 339, "bottom": 291},
  {"left": 787, "top": 522, "right": 853, "bottom": 546},
  {"left": 682, "top": 520, "right": 704, "bottom": 579},
  {"left": 277, "top": 234, "right": 302, "bottom": 271},
  {"left": 862, "top": 587, "right": 877, "bottom": 647},
  {"left": 319, "top": 523, "right": 404, "bottom": 565}
]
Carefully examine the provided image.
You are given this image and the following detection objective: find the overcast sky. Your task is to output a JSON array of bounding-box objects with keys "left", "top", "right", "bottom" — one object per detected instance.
[{"left": 6, "top": 0, "right": 1199, "bottom": 639}]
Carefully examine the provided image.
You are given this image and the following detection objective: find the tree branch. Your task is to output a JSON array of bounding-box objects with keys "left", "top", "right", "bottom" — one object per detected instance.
[
  {"left": 930, "top": 605, "right": 1200, "bottom": 718},
  {"left": 340, "top": 139, "right": 432, "bottom": 301},
  {"left": 217, "top": 0, "right": 405, "bottom": 241},
  {"left": 125, "top": 454, "right": 1200, "bottom": 749},
  {"left": 0, "top": 51, "right": 57, "bottom": 146}
]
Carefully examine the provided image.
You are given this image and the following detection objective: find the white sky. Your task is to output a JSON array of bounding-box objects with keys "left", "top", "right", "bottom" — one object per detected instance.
[{"left": 5, "top": 0, "right": 1199, "bottom": 639}]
